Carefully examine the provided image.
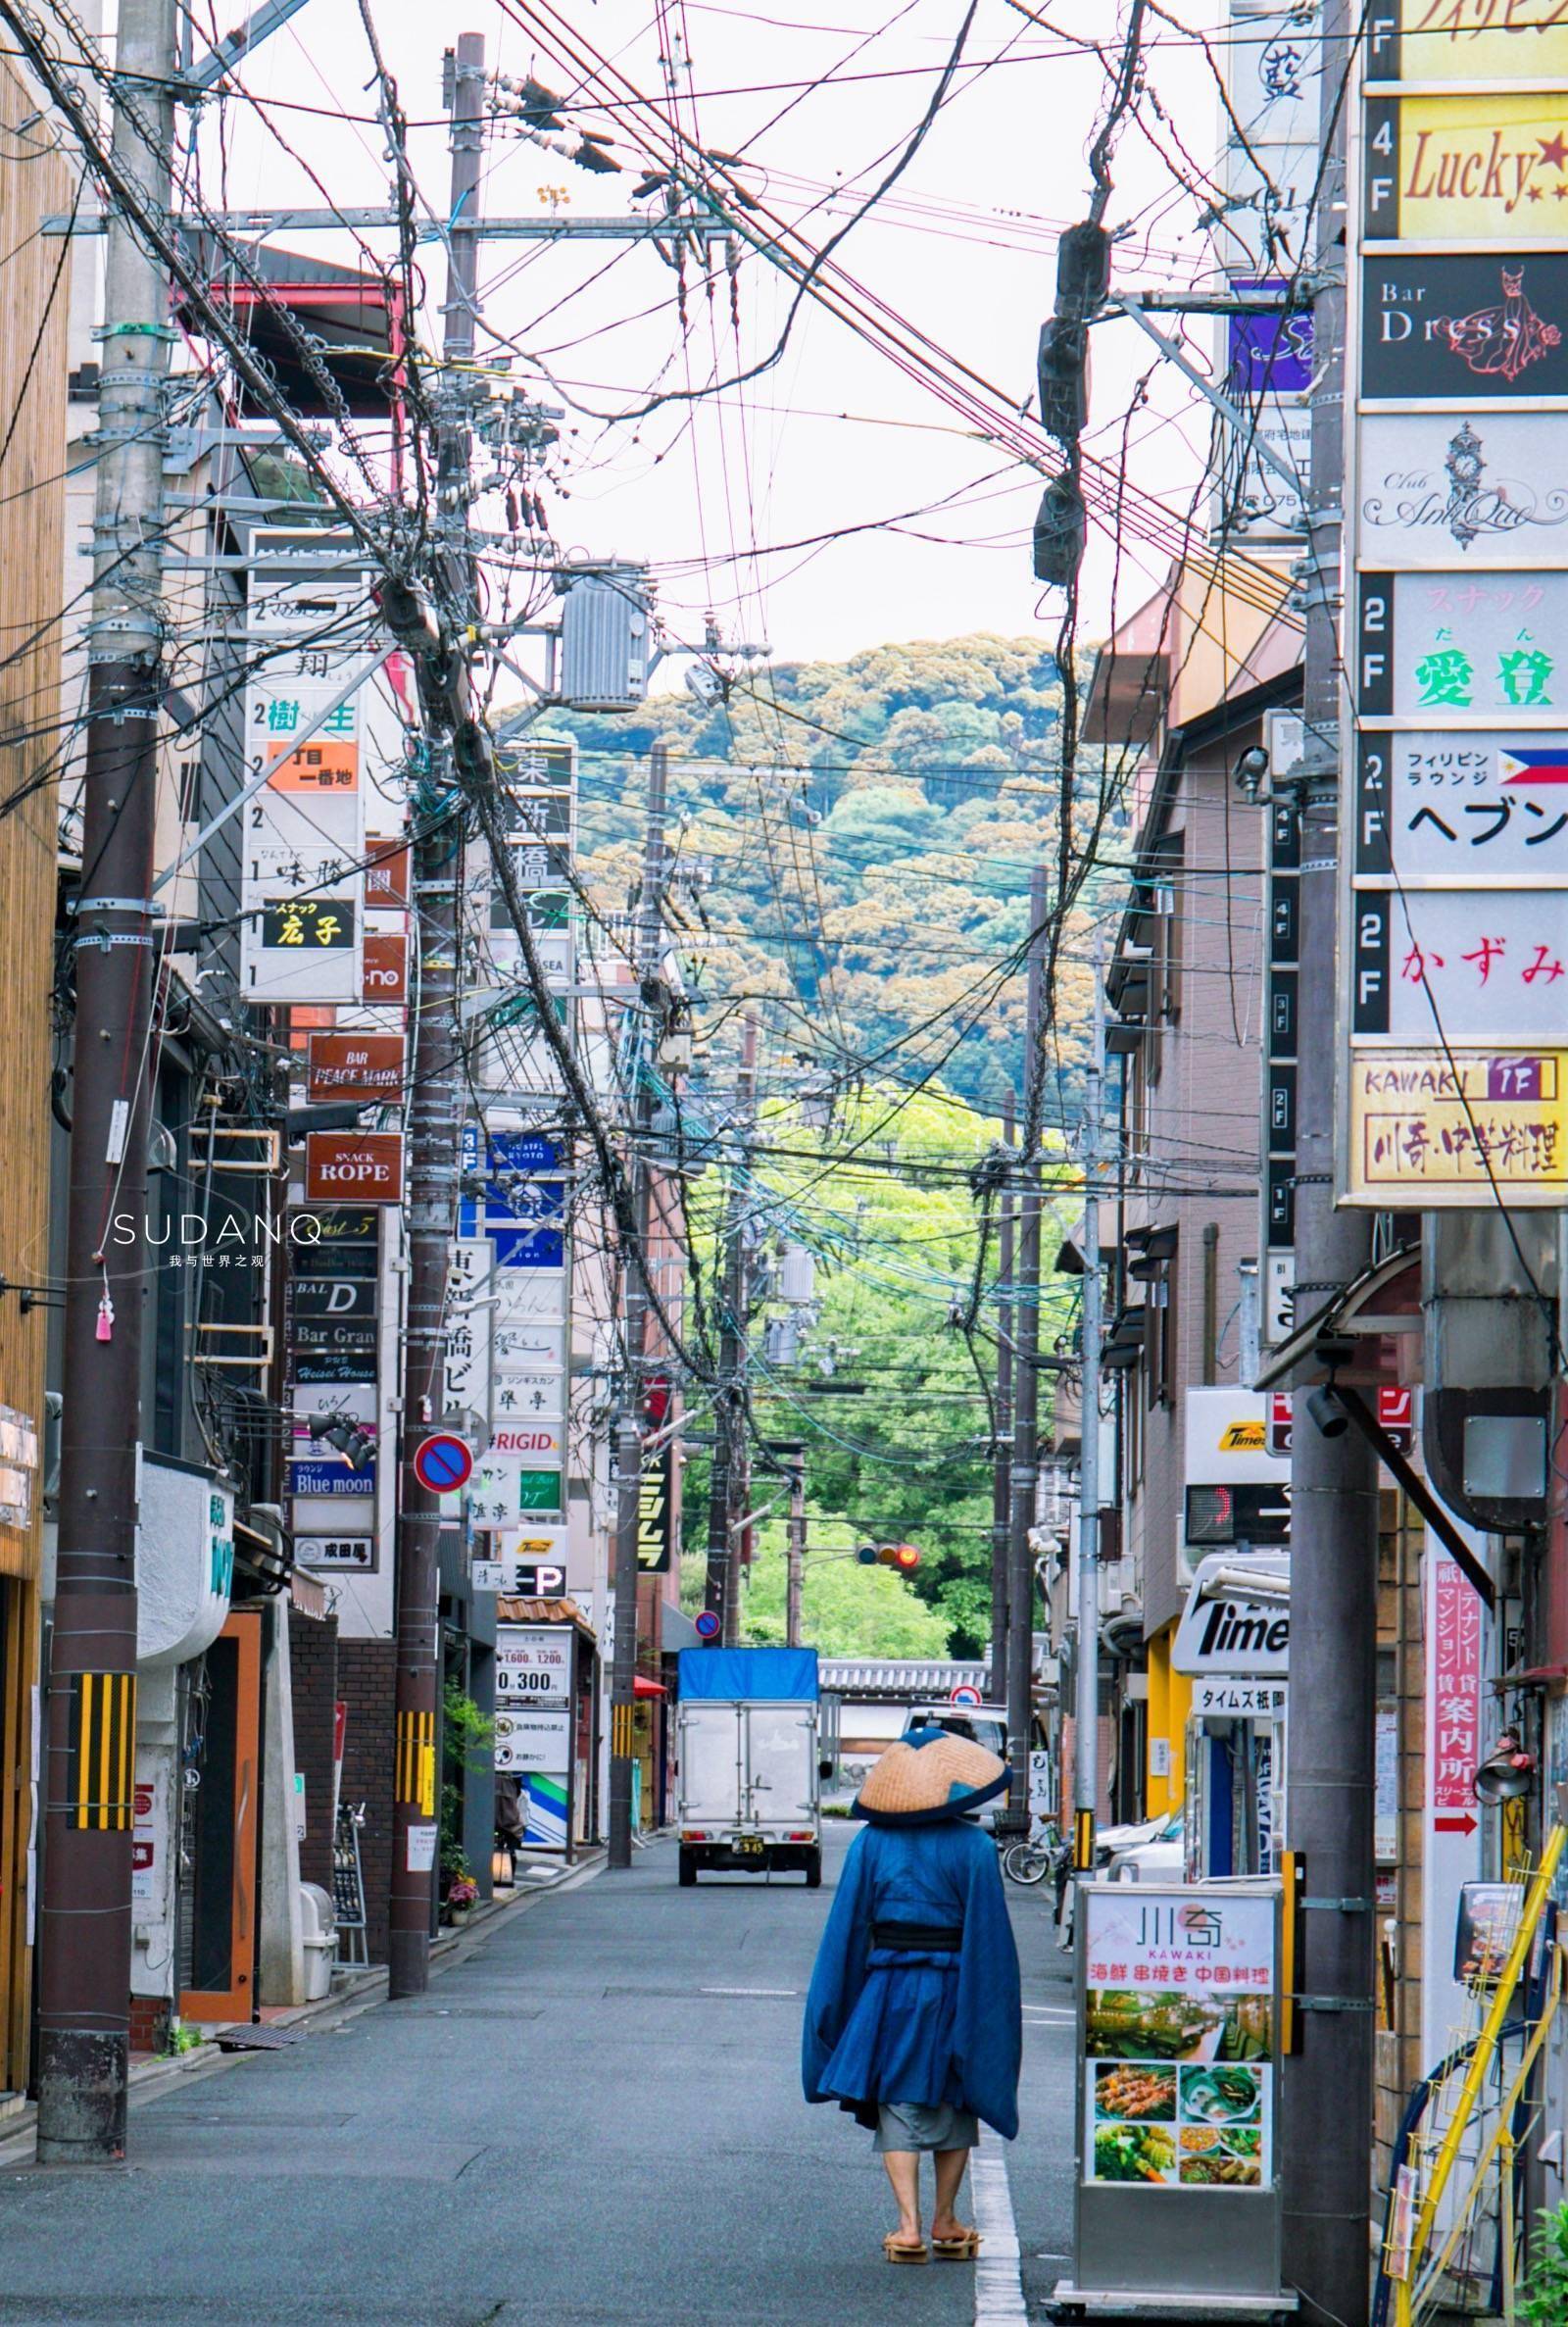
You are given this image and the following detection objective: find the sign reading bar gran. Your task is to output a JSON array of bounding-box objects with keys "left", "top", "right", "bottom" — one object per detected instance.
[{"left": 1057, "top": 1881, "right": 1287, "bottom": 2313}]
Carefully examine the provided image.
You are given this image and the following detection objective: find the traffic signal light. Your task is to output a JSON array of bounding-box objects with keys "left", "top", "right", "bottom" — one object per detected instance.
[{"left": 857, "top": 1542, "right": 922, "bottom": 1569}]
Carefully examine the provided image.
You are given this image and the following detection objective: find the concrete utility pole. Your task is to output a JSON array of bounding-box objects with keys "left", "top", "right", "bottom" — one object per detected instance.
[
  {"left": 705, "top": 1011, "right": 759, "bottom": 1643},
  {"left": 1071, "top": 931, "right": 1105, "bottom": 1872},
  {"left": 785, "top": 1444, "right": 807, "bottom": 1648},
  {"left": 387, "top": 29, "right": 484, "bottom": 2001},
  {"left": 1002, "top": 866, "right": 1049, "bottom": 1834},
  {"left": 989, "top": 1094, "right": 1015, "bottom": 1706},
  {"left": 609, "top": 744, "right": 669, "bottom": 1868},
  {"left": 1279, "top": 5, "right": 1378, "bottom": 2319},
  {"left": 36, "top": 0, "right": 177, "bottom": 2164}
]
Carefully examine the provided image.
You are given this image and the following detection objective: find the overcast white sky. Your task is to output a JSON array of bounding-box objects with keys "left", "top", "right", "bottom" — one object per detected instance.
[{"left": 201, "top": 0, "right": 1230, "bottom": 670}]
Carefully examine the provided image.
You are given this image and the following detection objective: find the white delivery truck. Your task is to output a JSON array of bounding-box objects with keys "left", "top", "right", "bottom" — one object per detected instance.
[{"left": 675, "top": 1646, "right": 823, "bottom": 1887}]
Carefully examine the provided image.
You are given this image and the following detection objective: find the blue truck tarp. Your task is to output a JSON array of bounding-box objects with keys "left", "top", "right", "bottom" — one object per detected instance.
[{"left": 677, "top": 1646, "right": 819, "bottom": 1703}]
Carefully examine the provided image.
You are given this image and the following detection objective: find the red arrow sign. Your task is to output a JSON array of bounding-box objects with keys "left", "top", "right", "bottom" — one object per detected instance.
[{"left": 1434, "top": 1813, "right": 1478, "bottom": 1836}]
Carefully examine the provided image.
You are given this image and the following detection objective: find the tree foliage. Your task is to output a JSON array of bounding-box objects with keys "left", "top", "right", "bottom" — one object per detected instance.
[{"left": 552, "top": 633, "right": 1116, "bottom": 1114}]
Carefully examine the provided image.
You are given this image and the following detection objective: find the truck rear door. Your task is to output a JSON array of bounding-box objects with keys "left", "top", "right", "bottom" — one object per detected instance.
[
  {"left": 743, "top": 1705, "right": 818, "bottom": 1835},
  {"left": 679, "top": 1703, "right": 744, "bottom": 1827}
]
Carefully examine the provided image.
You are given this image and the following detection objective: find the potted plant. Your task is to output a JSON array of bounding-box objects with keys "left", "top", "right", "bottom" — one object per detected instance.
[
  {"left": 1520, "top": 2203, "right": 1568, "bottom": 2324},
  {"left": 438, "top": 1680, "right": 496, "bottom": 1920}
]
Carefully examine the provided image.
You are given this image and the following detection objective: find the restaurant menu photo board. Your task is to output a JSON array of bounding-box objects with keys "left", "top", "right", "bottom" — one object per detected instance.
[{"left": 1081, "top": 1886, "right": 1277, "bottom": 2194}]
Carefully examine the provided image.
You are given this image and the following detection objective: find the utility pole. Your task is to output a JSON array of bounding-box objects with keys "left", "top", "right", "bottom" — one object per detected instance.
[
  {"left": 705, "top": 1011, "right": 758, "bottom": 1643},
  {"left": 1280, "top": 5, "right": 1377, "bottom": 2320},
  {"left": 989, "top": 1092, "right": 1015, "bottom": 1704},
  {"left": 785, "top": 1444, "right": 807, "bottom": 1649},
  {"left": 387, "top": 29, "right": 483, "bottom": 2001},
  {"left": 36, "top": 0, "right": 176, "bottom": 2164},
  {"left": 609, "top": 744, "right": 669, "bottom": 1868},
  {"left": 1071, "top": 932, "right": 1105, "bottom": 1872},
  {"left": 1002, "top": 866, "right": 1048, "bottom": 1835}
]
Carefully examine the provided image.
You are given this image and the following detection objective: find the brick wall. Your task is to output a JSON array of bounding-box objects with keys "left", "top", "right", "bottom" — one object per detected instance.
[
  {"left": 337, "top": 1638, "right": 397, "bottom": 1962},
  {"left": 288, "top": 1605, "right": 340, "bottom": 1896},
  {"left": 129, "top": 1995, "right": 170, "bottom": 2056}
]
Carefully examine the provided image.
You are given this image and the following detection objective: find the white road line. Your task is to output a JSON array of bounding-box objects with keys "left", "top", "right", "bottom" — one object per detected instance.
[
  {"left": 699, "top": 1986, "right": 799, "bottom": 1997},
  {"left": 970, "top": 2129, "right": 1028, "bottom": 2324}
]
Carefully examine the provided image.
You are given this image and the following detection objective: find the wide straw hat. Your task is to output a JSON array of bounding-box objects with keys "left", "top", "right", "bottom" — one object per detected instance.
[{"left": 854, "top": 1726, "right": 1009, "bottom": 1826}]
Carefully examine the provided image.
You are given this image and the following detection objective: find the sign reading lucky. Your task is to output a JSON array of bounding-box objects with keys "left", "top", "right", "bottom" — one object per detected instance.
[{"left": 1366, "top": 95, "right": 1568, "bottom": 242}]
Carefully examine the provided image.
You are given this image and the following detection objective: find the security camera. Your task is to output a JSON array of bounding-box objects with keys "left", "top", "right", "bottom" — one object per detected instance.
[
  {"left": 1306, "top": 1384, "right": 1348, "bottom": 1439},
  {"left": 1235, "top": 745, "right": 1269, "bottom": 802}
]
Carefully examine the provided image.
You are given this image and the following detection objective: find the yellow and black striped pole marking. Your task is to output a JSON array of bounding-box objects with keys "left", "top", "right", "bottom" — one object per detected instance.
[
  {"left": 611, "top": 1701, "right": 635, "bottom": 1759},
  {"left": 67, "top": 1672, "right": 137, "bottom": 1832},
  {"left": 1074, "top": 1807, "right": 1097, "bottom": 1873},
  {"left": 396, "top": 1709, "right": 436, "bottom": 1814}
]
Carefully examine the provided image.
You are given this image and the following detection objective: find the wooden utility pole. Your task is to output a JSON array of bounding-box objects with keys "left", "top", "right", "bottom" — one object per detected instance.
[
  {"left": 1279, "top": 3, "right": 1378, "bottom": 2315},
  {"left": 35, "top": 0, "right": 177, "bottom": 2164},
  {"left": 785, "top": 1446, "right": 807, "bottom": 1648},
  {"left": 705, "top": 1011, "right": 758, "bottom": 1643},
  {"left": 608, "top": 745, "right": 668, "bottom": 1868},
  {"left": 989, "top": 1092, "right": 1015, "bottom": 1703},
  {"left": 1002, "top": 866, "right": 1048, "bottom": 1834},
  {"left": 1070, "top": 932, "right": 1105, "bottom": 1872},
  {"left": 387, "top": 29, "right": 483, "bottom": 1999}
]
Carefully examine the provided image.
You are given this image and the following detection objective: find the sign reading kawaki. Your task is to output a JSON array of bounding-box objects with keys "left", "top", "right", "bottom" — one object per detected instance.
[{"left": 1345, "top": 31, "right": 1568, "bottom": 1204}]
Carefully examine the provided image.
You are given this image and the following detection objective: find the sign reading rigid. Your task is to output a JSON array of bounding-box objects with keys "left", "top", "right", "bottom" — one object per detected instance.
[{"left": 305, "top": 1131, "right": 405, "bottom": 1205}]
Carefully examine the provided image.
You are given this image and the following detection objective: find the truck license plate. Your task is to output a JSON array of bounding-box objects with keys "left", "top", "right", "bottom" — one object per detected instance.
[{"left": 734, "top": 1835, "right": 765, "bottom": 1858}]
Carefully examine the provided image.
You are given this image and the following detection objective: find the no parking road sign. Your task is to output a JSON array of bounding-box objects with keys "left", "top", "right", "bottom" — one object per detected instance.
[{"left": 413, "top": 1433, "right": 473, "bottom": 1495}]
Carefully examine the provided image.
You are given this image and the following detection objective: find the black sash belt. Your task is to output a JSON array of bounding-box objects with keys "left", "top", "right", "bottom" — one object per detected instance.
[{"left": 871, "top": 1919, "right": 963, "bottom": 1953}]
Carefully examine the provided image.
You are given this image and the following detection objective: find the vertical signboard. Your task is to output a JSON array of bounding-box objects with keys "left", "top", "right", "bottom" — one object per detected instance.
[
  {"left": 1062, "top": 1882, "right": 1285, "bottom": 2309},
  {"left": 1421, "top": 1541, "right": 1487, "bottom": 2060},
  {"left": 1261, "top": 720, "right": 1301, "bottom": 1351},
  {"left": 1345, "top": 23, "right": 1568, "bottom": 1203}
]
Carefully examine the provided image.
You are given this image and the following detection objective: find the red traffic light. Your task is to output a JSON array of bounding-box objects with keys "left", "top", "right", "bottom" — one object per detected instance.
[{"left": 878, "top": 1542, "right": 921, "bottom": 1571}]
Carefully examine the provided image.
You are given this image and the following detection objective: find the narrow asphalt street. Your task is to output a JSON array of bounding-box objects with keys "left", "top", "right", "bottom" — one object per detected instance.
[{"left": 0, "top": 1824, "right": 1075, "bottom": 2326}]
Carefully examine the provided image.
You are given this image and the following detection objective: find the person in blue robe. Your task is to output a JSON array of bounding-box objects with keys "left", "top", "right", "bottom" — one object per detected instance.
[{"left": 802, "top": 1728, "right": 1021, "bottom": 2264}]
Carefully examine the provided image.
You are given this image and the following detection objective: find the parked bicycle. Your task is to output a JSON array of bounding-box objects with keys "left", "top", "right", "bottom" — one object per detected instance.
[{"left": 1002, "top": 1824, "right": 1063, "bottom": 1888}]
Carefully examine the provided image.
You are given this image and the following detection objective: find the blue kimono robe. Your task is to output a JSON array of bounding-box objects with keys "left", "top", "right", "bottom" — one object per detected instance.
[{"left": 802, "top": 1819, "right": 1021, "bottom": 2140}]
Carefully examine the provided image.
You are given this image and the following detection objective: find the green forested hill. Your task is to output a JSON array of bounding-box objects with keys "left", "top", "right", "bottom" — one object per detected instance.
[
  {"left": 534, "top": 635, "right": 1100, "bottom": 1658},
  {"left": 554, "top": 633, "right": 1114, "bottom": 1115}
]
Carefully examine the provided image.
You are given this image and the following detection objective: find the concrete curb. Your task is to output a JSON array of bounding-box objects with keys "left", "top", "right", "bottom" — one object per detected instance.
[{"left": 0, "top": 1848, "right": 606, "bottom": 2168}]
